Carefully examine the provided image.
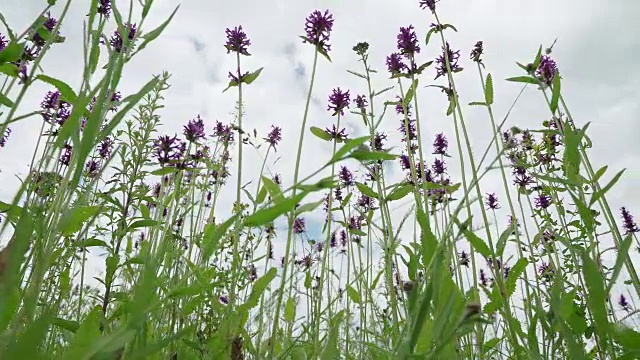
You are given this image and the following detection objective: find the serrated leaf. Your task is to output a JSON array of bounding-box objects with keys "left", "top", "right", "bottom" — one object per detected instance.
[
  {"left": 310, "top": 126, "right": 332, "bottom": 142},
  {"left": 243, "top": 67, "right": 263, "bottom": 85},
  {"left": 506, "top": 76, "right": 538, "bottom": 85},
  {"left": 0, "top": 93, "right": 14, "bottom": 107},
  {"left": 506, "top": 258, "right": 528, "bottom": 297},
  {"left": 589, "top": 169, "right": 625, "bottom": 206},
  {"left": 346, "top": 286, "right": 361, "bottom": 304},
  {"left": 284, "top": 297, "right": 296, "bottom": 322},
  {"left": 0, "top": 42, "right": 25, "bottom": 64},
  {"left": 484, "top": 73, "right": 494, "bottom": 105},
  {"left": 457, "top": 220, "right": 491, "bottom": 258},
  {"left": 59, "top": 206, "right": 101, "bottom": 236},
  {"left": 0, "top": 63, "right": 19, "bottom": 77},
  {"left": 36, "top": 74, "right": 78, "bottom": 103},
  {"left": 202, "top": 215, "right": 237, "bottom": 261},
  {"left": 135, "top": 5, "right": 180, "bottom": 53},
  {"left": 239, "top": 267, "right": 277, "bottom": 312},
  {"left": 356, "top": 182, "right": 378, "bottom": 199},
  {"left": 386, "top": 183, "right": 413, "bottom": 201},
  {"left": 244, "top": 192, "right": 307, "bottom": 227},
  {"left": 581, "top": 254, "right": 609, "bottom": 347}
]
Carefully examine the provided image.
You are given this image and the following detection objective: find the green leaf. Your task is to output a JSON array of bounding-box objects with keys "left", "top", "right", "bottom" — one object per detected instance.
[
  {"left": 386, "top": 183, "right": 413, "bottom": 201},
  {"left": 202, "top": 215, "right": 237, "bottom": 261},
  {"left": 346, "top": 69, "right": 366, "bottom": 79},
  {"left": 62, "top": 307, "right": 102, "bottom": 359},
  {"left": 244, "top": 192, "right": 307, "bottom": 227},
  {"left": 346, "top": 286, "right": 361, "bottom": 304},
  {"left": 484, "top": 73, "right": 494, "bottom": 105},
  {"left": 589, "top": 169, "right": 625, "bottom": 206},
  {"left": 593, "top": 165, "right": 608, "bottom": 183},
  {"left": 58, "top": 206, "right": 101, "bottom": 236},
  {"left": 320, "top": 311, "right": 343, "bottom": 360},
  {"left": 294, "top": 199, "right": 325, "bottom": 216},
  {"left": 239, "top": 267, "right": 277, "bottom": 312},
  {"left": 0, "top": 93, "right": 14, "bottom": 107},
  {"left": 0, "top": 63, "right": 19, "bottom": 77},
  {"left": 52, "top": 318, "right": 80, "bottom": 333},
  {"left": 506, "top": 258, "right": 528, "bottom": 297},
  {"left": 468, "top": 101, "right": 487, "bottom": 107},
  {"left": 327, "top": 136, "right": 369, "bottom": 165},
  {"left": 549, "top": 72, "right": 561, "bottom": 112},
  {"left": 581, "top": 254, "right": 609, "bottom": 347},
  {"left": 356, "top": 182, "right": 379, "bottom": 199},
  {"left": 284, "top": 297, "right": 296, "bottom": 322},
  {"left": 605, "top": 234, "right": 632, "bottom": 295},
  {"left": 310, "top": 126, "right": 332, "bottom": 142},
  {"left": 404, "top": 78, "right": 418, "bottom": 105},
  {"left": 261, "top": 176, "right": 284, "bottom": 203},
  {"left": 243, "top": 67, "right": 264, "bottom": 85},
  {"left": 128, "top": 219, "right": 160, "bottom": 231},
  {"left": 0, "top": 42, "right": 25, "bottom": 64},
  {"left": 135, "top": 5, "right": 180, "bottom": 53},
  {"left": 128, "top": 328, "right": 191, "bottom": 359},
  {"left": 74, "top": 238, "right": 108, "bottom": 249},
  {"left": 458, "top": 222, "right": 491, "bottom": 258},
  {"left": 349, "top": 149, "right": 397, "bottom": 162},
  {"left": 495, "top": 224, "right": 513, "bottom": 257},
  {"left": 506, "top": 76, "right": 538, "bottom": 85},
  {"left": 5, "top": 313, "right": 50, "bottom": 359},
  {"left": 150, "top": 167, "right": 178, "bottom": 176},
  {"left": 36, "top": 74, "right": 78, "bottom": 103}
]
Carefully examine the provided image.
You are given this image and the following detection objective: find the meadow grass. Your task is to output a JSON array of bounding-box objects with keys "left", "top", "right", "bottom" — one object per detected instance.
[{"left": 0, "top": 0, "right": 639, "bottom": 359}]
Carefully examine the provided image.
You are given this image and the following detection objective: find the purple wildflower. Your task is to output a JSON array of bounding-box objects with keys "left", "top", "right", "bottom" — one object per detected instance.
[
  {"left": 334, "top": 187, "right": 343, "bottom": 202},
  {"left": 339, "top": 166, "right": 354, "bottom": 187},
  {"left": 293, "top": 217, "right": 306, "bottom": 234},
  {"left": 32, "top": 13, "right": 58, "bottom": 46},
  {"left": 265, "top": 125, "right": 282, "bottom": 149},
  {"left": 621, "top": 207, "right": 639, "bottom": 234},
  {"left": 470, "top": 41, "right": 484, "bottom": 63},
  {"left": 399, "top": 154, "right": 411, "bottom": 171},
  {"left": 348, "top": 215, "right": 362, "bottom": 231},
  {"left": 60, "top": 143, "right": 72, "bottom": 166},
  {"left": 273, "top": 174, "right": 282, "bottom": 186},
  {"left": 109, "top": 23, "right": 137, "bottom": 53},
  {"left": 355, "top": 95, "right": 368, "bottom": 111},
  {"left": 386, "top": 52, "right": 407, "bottom": 75},
  {"left": 213, "top": 121, "right": 234, "bottom": 143},
  {"left": 399, "top": 119, "right": 417, "bottom": 142},
  {"left": 419, "top": 0, "right": 438, "bottom": 11},
  {"left": 0, "top": 33, "right": 7, "bottom": 51},
  {"left": 225, "top": 26, "right": 251, "bottom": 55},
  {"left": 435, "top": 42, "right": 461, "bottom": 79},
  {"left": 328, "top": 87, "right": 350, "bottom": 116},
  {"left": 535, "top": 193, "right": 552, "bottom": 210},
  {"left": 357, "top": 194, "right": 375, "bottom": 210},
  {"left": 227, "top": 70, "right": 249, "bottom": 84},
  {"left": 371, "top": 132, "right": 387, "bottom": 151},
  {"left": 479, "top": 269, "right": 489, "bottom": 286},
  {"left": 485, "top": 193, "right": 499, "bottom": 210},
  {"left": 154, "top": 135, "right": 184, "bottom": 166},
  {"left": 0, "top": 128, "right": 11, "bottom": 148},
  {"left": 618, "top": 294, "right": 631, "bottom": 312},
  {"left": 433, "top": 133, "right": 448, "bottom": 155},
  {"left": 183, "top": 115, "right": 206, "bottom": 142},
  {"left": 432, "top": 158, "right": 447, "bottom": 175},
  {"left": 340, "top": 229, "right": 347, "bottom": 247},
  {"left": 459, "top": 251, "right": 470, "bottom": 267},
  {"left": 97, "top": 0, "right": 111, "bottom": 17},
  {"left": 219, "top": 295, "right": 229, "bottom": 305},
  {"left": 97, "top": 136, "right": 114, "bottom": 159},
  {"left": 325, "top": 124, "right": 348, "bottom": 141},
  {"left": 330, "top": 231, "right": 337, "bottom": 248},
  {"left": 538, "top": 262, "right": 554, "bottom": 282},
  {"left": 41, "top": 90, "right": 72, "bottom": 125},
  {"left": 396, "top": 25, "right": 420, "bottom": 56},
  {"left": 395, "top": 96, "right": 412, "bottom": 116},
  {"left": 303, "top": 10, "right": 334, "bottom": 53},
  {"left": 536, "top": 55, "right": 558, "bottom": 85}
]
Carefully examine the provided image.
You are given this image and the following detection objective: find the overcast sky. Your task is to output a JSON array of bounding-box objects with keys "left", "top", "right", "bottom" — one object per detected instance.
[{"left": 1, "top": 0, "right": 639, "bottom": 300}]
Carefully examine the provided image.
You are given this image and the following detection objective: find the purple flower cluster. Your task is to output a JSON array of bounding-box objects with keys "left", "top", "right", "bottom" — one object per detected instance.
[
  {"left": 303, "top": 10, "right": 334, "bottom": 53},
  {"left": 97, "top": 0, "right": 112, "bottom": 17},
  {"left": 154, "top": 135, "right": 186, "bottom": 167},
  {"left": 225, "top": 26, "right": 251, "bottom": 55},
  {"left": 470, "top": 41, "right": 484, "bottom": 63},
  {"left": 328, "top": 88, "right": 350, "bottom": 116},
  {"left": 183, "top": 115, "right": 206, "bottom": 142},
  {"left": 435, "top": 42, "right": 461, "bottom": 79},
  {"left": 419, "top": 0, "right": 438, "bottom": 12},
  {"left": 536, "top": 55, "right": 558, "bottom": 85},
  {"left": 339, "top": 166, "right": 354, "bottom": 187},
  {"left": 355, "top": 95, "right": 368, "bottom": 112},
  {"left": 0, "top": 33, "right": 7, "bottom": 51},
  {"left": 620, "top": 207, "right": 639, "bottom": 234},
  {"left": 0, "top": 128, "right": 11, "bottom": 148},
  {"left": 31, "top": 13, "right": 59, "bottom": 47},
  {"left": 397, "top": 25, "right": 420, "bottom": 56},
  {"left": 265, "top": 125, "right": 282, "bottom": 149},
  {"left": 325, "top": 124, "right": 348, "bottom": 142},
  {"left": 485, "top": 193, "right": 499, "bottom": 210},
  {"left": 109, "top": 23, "right": 137, "bottom": 53},
  {"left": 433, "top": 133, "right": 448, "bottom": 155},
  {"left": 293, "top": 217, "right": 306, "bottom": 234},
  {"left": 41, "top": 90, "right": 72, "bottom": 127},
  {"left": 60, "top": 143, "right": 73, "bottom": 166}
]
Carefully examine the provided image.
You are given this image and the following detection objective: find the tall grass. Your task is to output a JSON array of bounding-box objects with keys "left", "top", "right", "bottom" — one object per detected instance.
[{"left": 1, "top": 0, "right": 639, "bottom": 359}]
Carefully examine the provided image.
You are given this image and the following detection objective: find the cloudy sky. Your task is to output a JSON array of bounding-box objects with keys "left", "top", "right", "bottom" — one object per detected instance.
[{"left": 1, "top": 0, "right": 639, "bottom": 300}]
